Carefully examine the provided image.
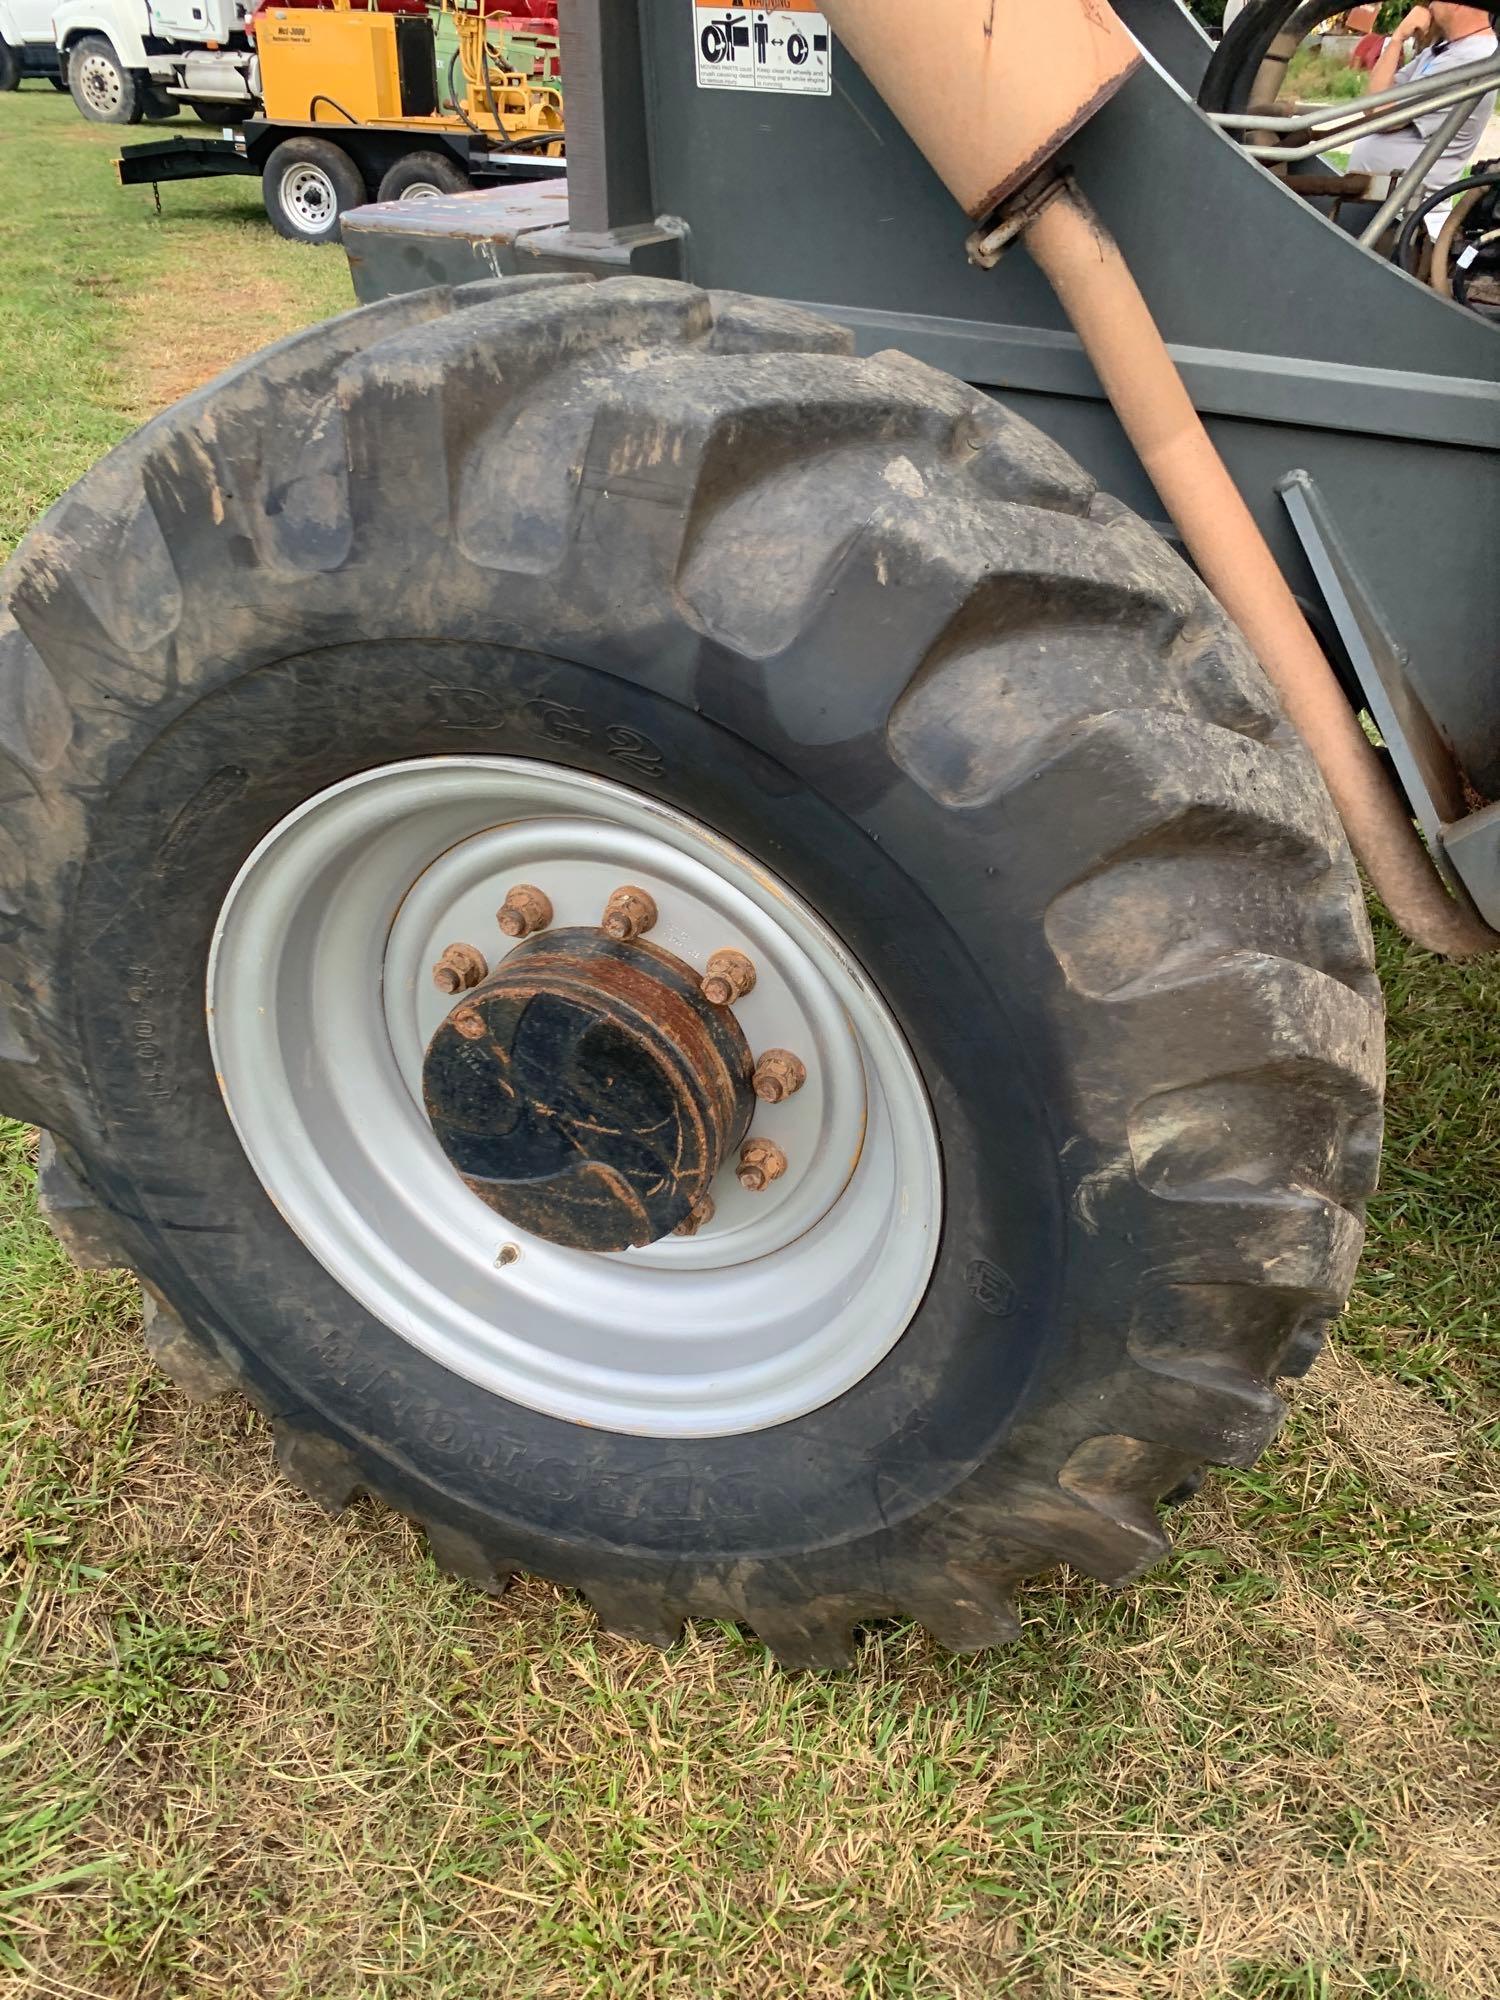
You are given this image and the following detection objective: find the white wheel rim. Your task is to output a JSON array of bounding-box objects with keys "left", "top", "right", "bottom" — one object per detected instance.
[
  {"left": 281, "top": 161, "right": 338, "bottom": 232},
  {"left": 78, "top": 52, "right": 120, "bottom": 111},
  {"left": 397, "top": 182, "right": 444, "bottom": 201},
  {"left": 208, "top": 758, "right": 943, "bottom": 1437}
]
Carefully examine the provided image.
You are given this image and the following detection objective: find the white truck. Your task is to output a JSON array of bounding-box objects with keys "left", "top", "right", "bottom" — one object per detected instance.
[
  {"left": 0, "top": 0, "right": 256, "bottom": 123},
  {"left": 0, "top": 0, "right": 63, "bottom": 86}
]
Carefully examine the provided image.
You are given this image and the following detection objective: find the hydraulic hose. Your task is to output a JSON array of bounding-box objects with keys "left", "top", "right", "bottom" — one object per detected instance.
[
  {"left": 1397, "top": 169, "right": 1500, "bottom": 285},
  {"left": 1024, "top": 183, "right": 1497, "bottom": 958}
]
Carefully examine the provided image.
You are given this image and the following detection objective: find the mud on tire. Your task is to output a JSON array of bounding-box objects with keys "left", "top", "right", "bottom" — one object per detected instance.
[{"left": 0, "top": 275, "right": 1383, "bottom": 1667}]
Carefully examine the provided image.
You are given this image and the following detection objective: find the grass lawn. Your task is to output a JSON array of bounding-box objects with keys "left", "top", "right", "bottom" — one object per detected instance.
[
  {"left": 1284, "top": 46, "right": 1371, "bottom": 107},
  {"left": 2, "top": 86, "right": 1499, "bottom": 2000}
]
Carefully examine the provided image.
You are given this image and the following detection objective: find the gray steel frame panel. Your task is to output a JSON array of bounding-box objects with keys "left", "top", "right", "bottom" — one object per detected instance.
[{"left": 633, "top": 0, "right": 1499, "bottom": 791}]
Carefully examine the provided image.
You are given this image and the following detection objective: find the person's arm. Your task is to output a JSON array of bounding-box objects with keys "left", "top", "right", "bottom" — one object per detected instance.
[{"left": 1368, "top": 6, "right": 1431, "bottom": 96}]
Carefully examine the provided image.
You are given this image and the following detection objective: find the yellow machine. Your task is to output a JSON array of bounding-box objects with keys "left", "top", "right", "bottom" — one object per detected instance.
[
  {"left": 445, "top": 0, "right": 562, "bottom": 142},
  {"left": 255, "top": 0, "right": 562, "bottom": 149}
]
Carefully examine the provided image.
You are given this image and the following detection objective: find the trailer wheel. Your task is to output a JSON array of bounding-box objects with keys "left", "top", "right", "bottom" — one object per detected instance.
[
  {"left": 376, "top": 151, "right": 473, "bottom": 202},
  {"left": 262, "top": 136, "right": 366, "bottom": 244},
  {"left": 66, "top": 35, "right": 143, "bottom": 123},
  {"left": 0, "top": 277, "right": 1383, "bottom": 1667}
]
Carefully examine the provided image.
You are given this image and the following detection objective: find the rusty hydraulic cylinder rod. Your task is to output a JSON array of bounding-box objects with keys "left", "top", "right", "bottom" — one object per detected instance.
[
  {"left": 1023, "top": 185, "right": 1496, "bottom": 958},
  {"left": 817, "top": 0, "right": 1496, "bottom": 959}
]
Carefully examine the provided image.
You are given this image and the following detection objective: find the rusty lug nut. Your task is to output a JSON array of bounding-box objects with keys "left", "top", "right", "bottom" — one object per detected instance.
[
  {"left": 452, "top": 1006, "right": 487, "bottom": 1041},
  {"left": 752, "top": 1049, "right": 807, "bottom": 1104},
  {"left": 601, "top": 885, "right": 658, "bottom": 942},
  {"left": 432, "top": 943, "right": 488, "bottom": 995},
  {"left": 497, "top": 884, "right": 553, "bottom": 939},
  {"left": 701, "top": 949, "right": 756, "bottom": 1008},
  {"left": 737, "top": 1137, "right": 787, "bottom": 1194},
  {"left": 672, "top": 1194, "right": 716, "bottom": 1238}
]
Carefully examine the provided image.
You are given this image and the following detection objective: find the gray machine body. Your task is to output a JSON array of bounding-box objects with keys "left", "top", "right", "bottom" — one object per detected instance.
[{"left": 343, "top": 0, "right": 1500, "bottom": 920}]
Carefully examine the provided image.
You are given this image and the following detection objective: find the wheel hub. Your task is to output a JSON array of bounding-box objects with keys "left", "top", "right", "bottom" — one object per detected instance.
[
  {"left": 423, "top": 929, "right": 753, "bottom": 1253},
  {"left": 80, "top": 55, "right": 119, "bottom": 110},
  {"left": 207, "top": 757, "right": 942, "bottom": 1436},
  {"left": 284, "top": 164, "right": 335, "bottom": 229}
]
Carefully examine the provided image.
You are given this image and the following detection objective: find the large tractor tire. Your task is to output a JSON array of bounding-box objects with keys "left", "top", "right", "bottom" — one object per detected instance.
[{"left": 0, "top": 277, "right": 1383, "bottom": 1668}]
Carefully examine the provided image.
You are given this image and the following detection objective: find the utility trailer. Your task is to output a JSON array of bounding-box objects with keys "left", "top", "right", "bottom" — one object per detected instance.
[
  {"left": 114, "top": 0, "right": 564, "bottom": 241},
  {"left": 2, "top": 0, "right": 1497, "bottom": 1671},
  {"left": 117, "top": 122, "right": 565, "bottom": 242}
]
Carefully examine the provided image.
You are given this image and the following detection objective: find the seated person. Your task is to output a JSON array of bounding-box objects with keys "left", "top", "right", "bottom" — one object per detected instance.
[{"left": 1348, "top": 4, "right": 1499, "bottom": 231}]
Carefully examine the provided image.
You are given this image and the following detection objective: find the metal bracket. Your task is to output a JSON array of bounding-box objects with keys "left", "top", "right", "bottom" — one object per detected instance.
[
  {"left": 1280, "top": 468, "right": 1500, "bottom": 927},
  {"left": 966, "top": 171, "right": 1067, "bottom": 270}
]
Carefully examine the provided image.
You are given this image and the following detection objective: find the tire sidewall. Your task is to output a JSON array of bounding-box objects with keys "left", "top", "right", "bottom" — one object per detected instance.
[
  {"left": 70, "top": 636, "right": 1067, "bottom": 1566},
  {"left": 376, "top": 152, "right": 472, "bottom": 204}
]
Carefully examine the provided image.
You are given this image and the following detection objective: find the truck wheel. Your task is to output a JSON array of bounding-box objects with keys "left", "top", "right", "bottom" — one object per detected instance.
[
  {"left": 0, "top": 39, "right": 19, "bottom": 91},
  {"left": 376, "top": 151, "right": 473, "bottom": 203},
  {"left": 67, "top": 35, "right": 143, "bottom": 123},
  {"left": 0, "top": 277, "right": 1383, "bottom": 1667},
  {"left": 262, "top": 136, "right": 366, "bottom": 244}
]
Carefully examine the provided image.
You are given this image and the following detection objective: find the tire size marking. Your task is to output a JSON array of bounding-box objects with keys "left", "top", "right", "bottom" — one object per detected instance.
[
  {"left": 427, "top": 685, "right": 509, "bottom": 732},
  {"left": 125, "top": 963, "right": 175, "bottom": 1104},
  {"left": 603, "top": 725, "right": 665, "bottom": 779},
  {"left": 693, "top": 1, "right": 832, "bottom": 96},
  {"left": 425, "top": 685, "right": 667, "bottom": 779}
]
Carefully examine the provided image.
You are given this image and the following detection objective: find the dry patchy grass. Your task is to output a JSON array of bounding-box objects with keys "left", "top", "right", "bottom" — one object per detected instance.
[
  {"left": 1, "top": 81, "right": 1498, "bottom": 2000},
  {"left": 0, "top": 92, "right": 350, "bottom": 558},
  {"left": 2, "top": 1084, "right": 1496, "bottom": 1999}
]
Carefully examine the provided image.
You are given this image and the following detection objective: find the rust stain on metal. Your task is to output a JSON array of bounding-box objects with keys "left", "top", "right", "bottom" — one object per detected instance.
[
  {"left": 497, "top": 883, "right": 553, "bottom": 939},
  {"left": 672, "top": 1193, "right": 716, "bottom": 1238},
  {"left": 701, "top": 948, "right": 756, "bottom": 1008},
  {"left": 601, "top": 884, "right": 658, "bottom": 942},
  {"left": 968, "top": 68, "right": 1139, "bottom": 225},
  {"left": 752, "top": 1048, "right": 807, "bottom": 1104},
  {"left": 422, "top": 929, "right": 754, "bottom": 1253},
  {"left": 738, "top": 1136, "right": 788, "bottom": 1194},
  {"left": 432, "top": 941, "right": 488, "bottom": 995}
]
